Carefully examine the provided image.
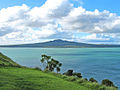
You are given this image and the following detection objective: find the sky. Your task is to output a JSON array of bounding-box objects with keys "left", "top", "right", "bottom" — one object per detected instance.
[{"left": 0, "top": 0, "right": 120, "bottom": 45}]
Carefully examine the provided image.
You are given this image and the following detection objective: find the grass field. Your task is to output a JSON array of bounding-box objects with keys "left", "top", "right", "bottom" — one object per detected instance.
[
  {"left": 0, "top": 52, "right": 118, "bottom": 90},
  {"left": 0, "top": 67, "right": 90, "bottom": 90}
]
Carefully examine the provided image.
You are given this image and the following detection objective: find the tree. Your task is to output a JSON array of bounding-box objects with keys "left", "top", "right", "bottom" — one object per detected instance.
[
  {"left": 73, "top": 73, "right": 82, "bottom": 78},
  {"left": 63, "top": 70, "right": 82, "bottom": 78},
  {"left": 63, "top": 70, "right": 73, "bottom": 76},
  {"left": 102, "top": 79, "right": 115, "bottom": 87},
  {"left": 40, "top": 54, "right": 62, "bottom": 73},
  {"left": 89, "top": 78, "right": 98, "bottom": 83},
  {"left": 56, "top": 67, "right": 60, "bottom": 73},
  {"left": 40, "top": 54, "right": 51, "bottom": 70}
]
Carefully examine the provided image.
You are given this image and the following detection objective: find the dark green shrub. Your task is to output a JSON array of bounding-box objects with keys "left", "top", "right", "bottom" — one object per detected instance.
[
  {"left": 89, "top": 78, "right": 98, "bottom": 83},
  {"left": 0, "top": 63, "right": 4, "bottom": 66},
  {"left": 73, "top": 73, "right": 82, "bottom": 78},
  {"left": 102, "top": 79, "right": 114, "bottom": 87},
  {"left": 63, "top": 70, "right": 73, "bottom": 76},
  {"left": 84, "top": 78, "right": 88, "bottom": 81}
]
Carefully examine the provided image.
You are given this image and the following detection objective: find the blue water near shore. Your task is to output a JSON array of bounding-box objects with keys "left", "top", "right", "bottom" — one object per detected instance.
[{"left": 0, "top": 48, "right": 120, "bottom": 88}]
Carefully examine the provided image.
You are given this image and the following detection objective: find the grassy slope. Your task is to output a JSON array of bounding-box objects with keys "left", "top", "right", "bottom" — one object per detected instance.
[
  {"left": 0, "top": 53, "right": 118, "bottom": 90},
  {"left": 0, "top": 67, "right": 89, "bottom": 90},
  {"left": 0, "top": 53, "right": 20, "bottom": 67}
]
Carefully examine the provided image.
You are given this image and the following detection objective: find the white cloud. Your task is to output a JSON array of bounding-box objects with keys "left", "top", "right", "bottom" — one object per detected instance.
[
  {"left": 0, "top": 0, "right": 120, "bottom": 44},
  {"left": 0, "top": 27, "right": 55, "bottom": 45},
  {"left": 0, "top": 4, "right": 29, "bottom": 22},
  {"left": 0, "top": 0, "right": 71, "bottom": 44},
  {"left": 0, "top": 4, "right": 29, "bottom": 36},
  {"left": 59, "top": 6, "right": 120, "bottom": 33},
  {"left": 27, "top": 0, "right": 72, "bottom": 20}
]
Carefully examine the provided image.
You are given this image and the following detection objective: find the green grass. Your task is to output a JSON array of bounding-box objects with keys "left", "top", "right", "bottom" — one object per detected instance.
[
  {"left": 48, "top": 73, "right": 117, "bottom": 90},
  {"left": 0, "top": 67, "right": 89, "bottom": 90},
  {"left": 0, "top": 52, "right": 20, "bottom": 67},
  {"left": 0, "top": 52, "right": 118, "bottom": 90}
]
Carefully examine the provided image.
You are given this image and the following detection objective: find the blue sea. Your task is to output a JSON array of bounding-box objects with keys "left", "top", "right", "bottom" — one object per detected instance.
[{"left": 0, "top": 48, "right": 120, "bottom": 88}]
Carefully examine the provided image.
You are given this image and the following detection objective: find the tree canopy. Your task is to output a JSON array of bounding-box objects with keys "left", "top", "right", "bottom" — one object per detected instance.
[{"left": 40, "top": 54, "right": 62, "bottom": 73}]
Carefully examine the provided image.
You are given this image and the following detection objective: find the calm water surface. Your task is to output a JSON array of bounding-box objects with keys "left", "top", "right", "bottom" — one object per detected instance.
[{"left": 0, "top": 48, "right": 120, "bottom": 88}]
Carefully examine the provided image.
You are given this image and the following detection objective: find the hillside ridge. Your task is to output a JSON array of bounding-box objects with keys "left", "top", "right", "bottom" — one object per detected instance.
[{"left": 0, "top": 52, "right": 20, "bottom": 67}]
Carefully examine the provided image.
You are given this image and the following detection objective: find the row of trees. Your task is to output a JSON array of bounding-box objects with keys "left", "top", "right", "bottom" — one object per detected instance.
[{"left": 63, "top": 69, "right": 116, "bottom": 87}]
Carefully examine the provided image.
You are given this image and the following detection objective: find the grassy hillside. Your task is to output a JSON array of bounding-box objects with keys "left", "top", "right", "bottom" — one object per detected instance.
[
  {"left": 0, "top": 53, "right": 118, "bottom": 90},
  {"left": 0, "top": 67, "right": 90, "bottom": 90},
  {"left": 0, "top": 52, "right": 20, "bottom": 67}
]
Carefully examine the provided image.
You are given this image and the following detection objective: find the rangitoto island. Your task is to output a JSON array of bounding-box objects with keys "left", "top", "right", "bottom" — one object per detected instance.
[
  {"left": 0, "top": 52, "right": 118, "bottom": 90},
  {"left": 0, "top": 39, "right": 120, "bottom": 48}
]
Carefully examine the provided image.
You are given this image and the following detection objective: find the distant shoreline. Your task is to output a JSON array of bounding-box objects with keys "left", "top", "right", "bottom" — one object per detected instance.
[
  {"left": 0, "top": 39, "right": 120, "bottom": 48},
  {"left": 1, "top": 46, "right": 120, "bottom": 48}
]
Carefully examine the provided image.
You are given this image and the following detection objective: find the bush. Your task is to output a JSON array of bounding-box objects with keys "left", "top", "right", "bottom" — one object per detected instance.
[
  {"left": 84, "top": 78, "right": 88, "bottom": 81},
  {"left": 73, "top": 73, "right": 82, "bottom": 78},
  {"left": 63, "top": 70, "right": 73, "bottom": 76},
  {"left": 89, "top": 78, "right": 98, "bottom": 83},
  {"left": 102, "top": 79, "right": 115, "bottom": 87}
]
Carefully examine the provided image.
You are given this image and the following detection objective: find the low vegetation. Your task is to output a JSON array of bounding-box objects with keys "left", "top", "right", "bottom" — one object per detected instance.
[
  {"left": 102, "top": 79, "right": 116, "bottom": 87},
  {"left": 0, "top": 52, "right": 20, "bottom": 67},
  {"left": 0, "top": 53, "right": 118, "bottom": 90},
  {"left": 89, "top": 77, "right": 98, "bottom": 83},
  {"left": 62, "top": 69, "right": 118, "bottom": 89}
]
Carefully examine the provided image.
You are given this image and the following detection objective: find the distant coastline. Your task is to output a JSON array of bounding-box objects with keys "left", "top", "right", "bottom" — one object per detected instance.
[{"left": 0, "top": 39, "right": 120, "bottom": 48}]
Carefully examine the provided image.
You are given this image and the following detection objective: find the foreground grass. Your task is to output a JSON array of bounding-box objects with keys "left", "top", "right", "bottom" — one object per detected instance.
[
  {"left": 0, "top": 67, "right": 90, "bottom": 90},
  {"left": 0, "top": 67, "right": 117, "bottom": 90},
  {"left": 0, "top": 52, "right": 20, "bottom": 67}
]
